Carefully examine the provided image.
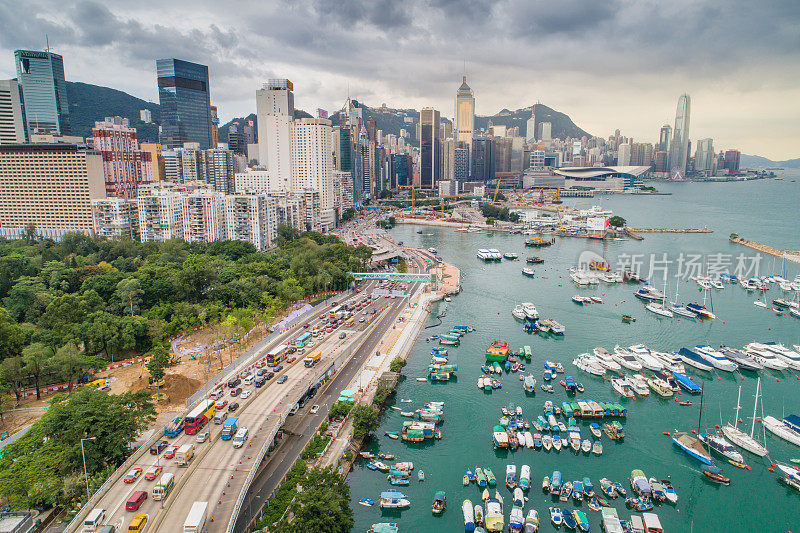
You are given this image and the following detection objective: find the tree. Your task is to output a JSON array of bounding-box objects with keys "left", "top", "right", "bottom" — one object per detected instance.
[
  {"left": 328, "top": 401, "right": 352, "bottom": 420},
  {"left": 388, "top": 216, "right": 396, "bottom": 225},
  {"left": 115, "top": 277, "right": 143, "bottom": 316},
  {"left": 276, "top": 467, "right": 353, "bottom": 533},
  {"left": 609, "top": 216, "right": 626, "bottom": 228},
  {"left": 379, "top": 189, "right": 392, "bottom": 199},
  {"left": 146, "top": 344, "right": 169, "bottom": 383},
  {"left": 389, "top": 357, "right": 407, "bottom": 373},
  {"left": 486, "top": 217, "right": 496, "bottom": 226},
  {"left": 0, "top": 307, "right": 25, "bottom": 363},
  {"left": 53, "top": 342, "right": 92, "bottom": 393},
  {"left": 22, "top": 223, "right": 37, "bottom": 244},
  {"left": 0, "top": 357, "right": 26, "bottom": 401},
  {"left": 351, "top": 404, "right": 380, "bottom": 440},
  {"left": 22, "top": 342, "right": 53, "bottom": 400},
  {"left": 341, "top": 207, "right": 355, "bottom": 222}
]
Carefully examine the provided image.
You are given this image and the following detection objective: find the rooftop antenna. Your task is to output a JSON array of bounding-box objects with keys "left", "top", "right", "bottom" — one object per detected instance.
[{"left": 46, "top": 34, "right": 50, "bottom": 53}]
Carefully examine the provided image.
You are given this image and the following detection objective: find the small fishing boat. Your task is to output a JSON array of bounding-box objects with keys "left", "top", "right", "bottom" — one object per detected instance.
[
  {"left": 621, "top": 314, "right": 636, "bottom": 322},
  {"left": 379, "top": 491, "right": 410, "bottom": 509},
  {"left": 485, "top": 468, "right": 497, "bottom": 487},
  {"left": 506, "top": 464, "right": 518, "bottom": 489},
  {"left": 560, "top": 481, "right": 573, "bottom": 502},
  {"left": 378, "top": 453, "right": 395, "bottom": 460},
  {"left": 702, "top": 464, "right": 730, "bottom": 485},
  {"left": 550, "top": 471, "right": 562, "bottom": 495},
  {"left": 649, "top": 478, "right": 666, "bottom": 502},
  {"left": 463, "top": 474, "right": 471, "bottom": 486},
  {"left": 572, "top": 510, "right": 590, "bottom": 532},
  {"left": 432, "top": 491, "right": 446, "bottom": 514},
  {"left": 612, "top": 481, "right": 627, "bottom": 498},
  {"left": 359, "top": 497, "right": 375, "bottom": 506},
  {"left": 369, "top": 461, "right": 390, "bottom": 472},
  {"left": 581, "top": 439, "right": 592, "bottom": 453},
  {"left": 463, "top": 499, "right": 475, "bottom": 532},
  {"left": 562, "top": 509, "right": 578, "bottom": 530},
  {"left": 661, "top": 479, "right": 678, "bottom": 504},
  {"left": 527, "top": 256, "right": 544, "bottom": 264},
  {"left": 549, "top": 507, "right": 563, "bottom": 527},
  {"left": 385, "top": 432, "right": 399, "bottom": 439},
  {"left": 524, "top": 509, "right": 539, "bottom": 533},
  {"left": 542, "top": 475, "right": 550, "bottom": 492},
  {"left": 592, "top": 440, "right": 603, "bottom": 455},
  {"left": 573, "top": 480, "right": 584, "bottom": 502},
  {"left": 418, "top": 470, "right": 425, "bottom": 481},
  {"left": 474, "top": 504, "right": 484, "bottom": 527},
  {"left": 475, "top": 467, "right": 487, "bottom": 488},
  {"left": 630, "top": 470, "right": 651, "bottom": 498},
  {"left": 522, "top": 267, "right": 536, "bottom": 277},
  {"left": 590, "top": 423, "right": 602, "bottom": 438},
  {"left": 520, "top": 464, "right": 531, "bottom": 490},
  {"left": 542, "top": 434, "right": 552, "bottom": 451},
  {"left": 360, "top": 452, "right": 375, "bottom": 459},
  {"left": 587, "top": 495, "right": 601, "bottom": 511},
  {"left": 552, "top": 437, "right": 562, "bottom": 452}
]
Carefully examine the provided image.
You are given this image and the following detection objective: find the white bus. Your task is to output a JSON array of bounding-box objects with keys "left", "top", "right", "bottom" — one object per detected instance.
[
  {"left": 152, "top": 472, "right": 175, "bottom": 501},
  {"left": 183, "top": 501, "right": 208, "bottom": 533}
]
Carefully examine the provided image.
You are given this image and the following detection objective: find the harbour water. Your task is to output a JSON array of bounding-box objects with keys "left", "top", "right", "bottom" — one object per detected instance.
[{"left": 349, "top": 174, "right": 800, "bottom": 532}]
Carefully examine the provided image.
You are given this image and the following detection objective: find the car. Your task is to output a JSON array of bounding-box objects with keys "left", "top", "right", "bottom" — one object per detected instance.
[
  {"left": 265, "top": 371, "right": 275, "bottom": 380},
  {"left": 123, "top": 467, "right": 143, "bottom": 483},
  {"left": 257, "top": 368, "right": 267, "bottom": 376},
  {"left": 310, "top": 404, "right": 320, "bottom": 414},
  {"left": 230, "top": 387, "right": 242, "bottom": 397},
  {"left": 286, "top": 356, "right": 296, "bottom": 363},
  {"left": 339, "top": 332, "right": 347, "bottom": 339},
  {"left": 149, "top": 440, "right": 168, "bottom": 455},
  {"left": 163, "top": 446, "right": 179, "bottom": 459},
  {"left": 362, "top": 310, "right": 369, "bottom": 315},
  {"left": 196, "top": 431, "right": 210, "bottom": 443},
  {"left": 318, "top": 314, "right": 326, "bottom": 319},
  {"left": 371, "top": 309, "right": 376, "bottom": 314},
  {"left": 255, "top": 377, "right": 265, "bottom": 388},
  {"left": 227, "top": 378, "right": 241, "bottom": 388},
  {"left": 277, "top": 376, "right": 287, "bottom": 384},
  {"left": 144, "top": 465, "right": 162, "bottom": 481},
  {"left": 303, "top": 323, "right": 310, "bottom": 328},
  {"left": 274, "top": 364, "right": 284, "bottom": 372},
  {"left": 241, "top": 390, "right": 252, "bottom": 399},
  {"left": 228, "top": 402, "right": 240, "bottom": 412},
  {"left": 286, "top": 346, "right": 297, "bottom": 354},
  {"left": 215, "top": 399, "right": 228, "bottom": 409},
  {"left": 359, "top": 317, "right": 365, "bottom": 323}
]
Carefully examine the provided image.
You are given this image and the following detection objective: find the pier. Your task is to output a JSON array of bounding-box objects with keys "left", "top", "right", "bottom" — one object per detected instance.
[
  {"left": 626, "top": 227, "right": 713, "bottom": 233},
  {"left": 729, "top": 236, "right": 800, "bottom": 264}
]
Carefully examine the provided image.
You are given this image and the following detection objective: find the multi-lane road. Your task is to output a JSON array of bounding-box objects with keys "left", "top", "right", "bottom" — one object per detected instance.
[{"left": 86, "top": 282, "right": 389, "bottom": 531}]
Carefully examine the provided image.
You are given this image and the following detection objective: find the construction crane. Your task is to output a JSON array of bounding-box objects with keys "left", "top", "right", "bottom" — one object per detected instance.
[
  {"left": 536, "top": 188, "right": 562, "bottom": 205},
  {"left": 491, "top": 179, "right": 503, "bottom": 205}
]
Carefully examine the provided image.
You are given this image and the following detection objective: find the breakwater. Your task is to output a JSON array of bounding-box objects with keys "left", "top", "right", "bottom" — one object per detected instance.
[
  {"left": 730, "top": 236, "right": 800, "bottom": 264},
  {"left": 627, "top": 227, "right": 713, "bottom": 233}
]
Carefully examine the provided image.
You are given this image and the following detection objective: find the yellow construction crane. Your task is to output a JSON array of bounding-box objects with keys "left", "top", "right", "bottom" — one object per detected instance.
[{"left": 491, "top": 179, "right": 503, "bottom": 205}]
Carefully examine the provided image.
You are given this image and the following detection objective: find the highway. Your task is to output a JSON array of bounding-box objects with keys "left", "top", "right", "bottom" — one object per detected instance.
[{"left": 87, "top": 282, "right": 384, "bottom": 532}]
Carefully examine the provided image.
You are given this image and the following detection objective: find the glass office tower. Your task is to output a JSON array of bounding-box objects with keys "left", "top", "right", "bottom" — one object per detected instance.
[
  {"left": 156, "top": 58, "right": 212, "bottom": 149},
  {"left": 14, "top": 49, "right": 70, "bottom": 137}
]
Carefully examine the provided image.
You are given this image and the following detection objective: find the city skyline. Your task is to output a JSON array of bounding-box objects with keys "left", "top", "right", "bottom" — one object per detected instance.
[{"left": 0, "top": 1, "right": 798, "bottom": 159}]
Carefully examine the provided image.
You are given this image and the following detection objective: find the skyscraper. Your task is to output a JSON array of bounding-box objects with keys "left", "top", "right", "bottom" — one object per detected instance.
[
  {"left": 156, "top": 58, "right": 212, "bottom": 149},
  {"left": 669, "top": 94, "right": 691, "bottom": 177},
  {"left": 454, "top": 76, "right": 474, "bottom": 152},
  {"left": 92, "top": 116, "right": 154, "bottom": 199},
  {"left": 658, "top": 124, "right": 672, "bottom": 153},
  {"left": 14, "top": 50, "right": 70, "bottom": 137},
  {"left": 420, "top": 108, "right": 441, "bottom": 188},
  {"left": 0, "top": 80, "right": 26, "bottom": 143},
  {"left": 526, "top": 110, "right": 536, "bottom": 145},
  {"left": 255, "top": 79, "right": 294, "bottom": 179},
  {"left": 694, "top": 138, "right": 715, "bottom": 176}
]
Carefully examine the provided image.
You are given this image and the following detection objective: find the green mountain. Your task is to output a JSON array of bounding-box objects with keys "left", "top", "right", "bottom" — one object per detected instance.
[
  {"left": 739, "top": 154, "right": 800, "bottom": 169},
  {"left": 66, "top": 81, "right": 160, "bottom": 142},
  {"left": 475, "top": 104, "right": 590, "bottom": 140}
]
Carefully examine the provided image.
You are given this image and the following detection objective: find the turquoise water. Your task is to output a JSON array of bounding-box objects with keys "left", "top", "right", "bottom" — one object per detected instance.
[{"left": 349, "top": 174, "right": 800, "bottom": 533}]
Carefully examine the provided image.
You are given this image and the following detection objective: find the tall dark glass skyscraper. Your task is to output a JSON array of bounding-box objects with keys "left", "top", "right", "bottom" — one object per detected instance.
[
  {"left": 156, "top": 59, "right": 212, "bottom": 149},
  {"left": 14, "top": 49, "right": 70, "bottom": 137},
  {"left": 420, "top": 108, "right": 441, "bottom": 189}
]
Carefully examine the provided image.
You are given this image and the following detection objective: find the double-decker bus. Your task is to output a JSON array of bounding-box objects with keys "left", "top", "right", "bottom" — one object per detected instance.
[
  {"left": 266, "top": 344, "right": 288, "bottom": 367},
  {"left": 184, "top": 399, "right": 215, "bottom": 435},
  {"left": 295, "top": 332, "right": 312, "bottom": 348}
]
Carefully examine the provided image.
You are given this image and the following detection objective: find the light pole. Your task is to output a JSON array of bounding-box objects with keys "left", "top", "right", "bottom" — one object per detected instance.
[{"left": 81, "top": 437, "right": 96, "bottom": 503}]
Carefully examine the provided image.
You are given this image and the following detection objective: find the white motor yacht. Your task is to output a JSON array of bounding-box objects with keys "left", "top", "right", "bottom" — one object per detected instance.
[
  {"left": 628, "top": 345, "right": 665, "bottom": 371},
  {"left": 612, "top": 346, "right": 643, "bottom": 371},
  {"left": 744, "top": 343, "right": 790, "bottom": 370},
  {"left": 512, "top": 305, "right": 526, "bottom": 321},
  {"left": 592, "top": 347, "right": 622, "bottom": 371},
  {"left": 573, "top": 353, "right": 606, "bottom": 376},
  {"left": 610, "top": 376, "right": 636, "bottom": 398},
  {"left": 761, "top": 343, "right": 800, "bottom": 370},
  {"left": 650, "top": 351, "right": 686, "bottom": 374},
  {"left": 694, "top": 345, "right": 738, "bottom": 372},
  {"left": 521, "top": 302, "right": 539, "bottom": 320},
  {"left": 628, "top": 374, "right": 650, "bottom": 396}
]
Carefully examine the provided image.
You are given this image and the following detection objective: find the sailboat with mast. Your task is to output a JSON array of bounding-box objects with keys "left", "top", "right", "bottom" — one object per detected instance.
[
  {"left": 645, "top": 276, "right": 674, "bottom": 317},
  {"left": 721, "top": 379, "right": 768, "bottom": 457},
  {"left": 687, "top": 272, "right": 716, "bottom": 319},
  {"left": 671, "top": 383, "right": 713, "bottom": 464},
  {"left": 669, "top": 280, "right": 698, "bottom": 318}
]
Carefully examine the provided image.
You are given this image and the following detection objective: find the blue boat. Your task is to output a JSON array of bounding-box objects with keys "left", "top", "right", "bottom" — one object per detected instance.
[
  {"left": 678, "top": 347, "right": 714, "bottom": 371},
  {"left": 453, "top": 325, "right": 470, "bottom": 331},
  {"left": 481, "top": 365, "right": 492, "bottom": 374},
  {"left": 505, "top": 360, "right": 512, "bottom": 372},
  {"left": 783, "top": 414, "right": 800, "bottom": 435},
  {"left": 562, "top": 509, "right": 578, "bottom": 529},
  {"left": 672, "top": 432, "right": 713, "bottom": 465},
  {"left": 671, "top": 371, "right": 702, "bottom": 394},
  {"left": 544, "top": 361, "right": 557, "bottom": 372},
  {"left": 432, "top": 347, "right": 449, "bottom": 355},
  {"left": 564, "top": 376, "right": 577, "bottom": 393}
]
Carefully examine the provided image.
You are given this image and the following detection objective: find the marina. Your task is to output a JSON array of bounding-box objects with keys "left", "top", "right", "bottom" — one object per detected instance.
[{"left": 353, "top": 178, "right": 800, "bottom": 533}]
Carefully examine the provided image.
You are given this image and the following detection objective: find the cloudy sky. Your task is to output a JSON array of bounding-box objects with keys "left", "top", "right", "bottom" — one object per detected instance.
[{"left": 1, "top": 0, "right": 799, "bottom": 159}]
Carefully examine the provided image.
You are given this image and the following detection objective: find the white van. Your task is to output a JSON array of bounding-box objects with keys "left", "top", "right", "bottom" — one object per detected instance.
[
  {"left": 232, "top": 427, "right": 249, "bottom": 448},
  {"left": 214, "top": 411, "right": 228, "bottom": 425},
  {"left": 209, "top": 388, "right": 223, "bottom": 400},
  {"left": 243, "top": 374, "right": 254, "bottom": 385},
  {"left": 83, "top": 508, "right": 105, "bottom": 531}
]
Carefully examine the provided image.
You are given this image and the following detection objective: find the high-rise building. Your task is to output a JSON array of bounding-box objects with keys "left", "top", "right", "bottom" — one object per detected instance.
[
  {"left": 471, "top": 136, "right": 494, "bottom": 181},
  {"left": 694, "top": 138, "right": 715, "bottom": 176},
  {"left": 493, "top": 137, "right": 512, "bottom": 175},
  {"left": 92, "top": 197, "right": 138, "bottom": 240},
  {"left": 180, "top": 188, "right": 224, "bottom": 243},
  {"left": 223, "top": 193, "right": 277, "bottom": 250},
  {"left": 658, "top": 124, "right": 672, "bottom": 153},
  {"left": 255, "top": 79, "right": 294, "bottom": 178},
  {"left": 617, "top": 142, "right": 632, "bottom": 166},
  {"left": 204, "top": 148, "right": 235, "bottom": 194},
  {"left": 0, "top": 142, "right": 105, "bottom": 239},
  {"left": 92, "top": 117, "right": 154, "bottom": 199},
  {"left": 210, "top": 105, "right": 219, "bottom": 148},
  {"left": 724, "top": 150, "right": 740, "bottom": 174},
  {"left": 0, "top": 80, "right": 26, "bottom": 143},
  {"left": 156, "top": 58, "right": 212, "bottom": 149},
  {"left": 526, "top": 110, "right": 536, "bottom": 145},
  {"left": 391, "top": 153, "right": 410, "bottom": 188},
  {"left": 538, "top": 122, "right": 552, "bottom": 144},
  {"left": 440, "top": 137, "right": 455, "bottom": 181},
  {"left": 140, "top": 143, "right": 165, "bottom": 181},
  {"left": 454, "top": 76, "right": 475, "bottom": 153},
  {"left": 630, "top": 143, "right": 653, "bottom": 167},
  {"left": 654, "top": 151, "right": 669, "bottom": 173},
  {"left": 420, "top": 108, "right": 441, "bottom": 188},
  {"left": 137, "top": 184, "right": 184, "bottom": 242},
  {"left": 669, "top": 94, "right": 691, "bottom": 177},
  {"left": 291, "top": 117, "right": 334, "bottom": 229},
  {"left": 454, "top": 147, "right": 469, "bottom": 181},
  {"left": 14, "top": 50, "right": 70, "bottom": 137},
  {"left": 530, "top": 149, "right": 545, "bottom": 168},
  {"left": 139, "top": 109, "right": 152, "bottom": 123}
]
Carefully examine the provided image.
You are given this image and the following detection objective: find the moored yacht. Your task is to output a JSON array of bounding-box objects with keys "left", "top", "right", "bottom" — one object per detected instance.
[
  {"left": 573, "top": 353, "right": 606, "bottom": 376},
  {"left": 512, "top": 305, "right": 526, "bottom": 321},
  {"left": 645, "top": 302, "right": 674, "bottom": 318},
  {"left": 650, "top": 351, "right": 686, "bottom": 374},
  {"left": 611, "top": 346, "right": 643, "bottom": 371},
  {"left": 699, "top": 432, "right": 743, "bottom": 463},
  {"left": 718, "top": 346, "right": 763, "bottom": 371},
  {"left": 744, "top": 343, "right": 789, "bottom": 370},
  {"left": 610, "top": 376, "right": 635, "bottom": 398},
  {"left": 677, "top": 348, "right": 714, "bottom": 371},
  {"left": 694, "top": 345, "right": 738, "bottom": 372},
  {"left": 521, "top": 302, "right": 539, "bottom": 320},
  {"left": 646, "top": 376, "right": 674, "bottom": 397},
  {"left": 628, "top": 345, "right": 664, "bottom": 371},
  {"left": 628, "top": 374, "right": 650, "bottom": 396},
  {"left": 592, "top": 347, "right": 622, "bottom": 371},
  {"left": 634, "top": 285, "right": 666, "bottom": 301},
  {"left": 762, "top": 342, "right": 800, "bottom": 370}
]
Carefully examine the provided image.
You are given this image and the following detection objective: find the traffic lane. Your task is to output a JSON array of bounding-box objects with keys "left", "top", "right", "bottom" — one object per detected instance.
[
  {"left": 235, "top": 291, "right": 413, "bottom": 532},
  {"left": 155, "top": 327, "right": 366, "bottom": 528}
]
